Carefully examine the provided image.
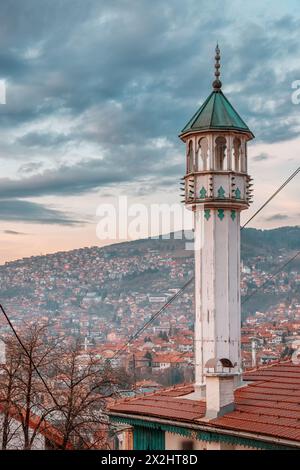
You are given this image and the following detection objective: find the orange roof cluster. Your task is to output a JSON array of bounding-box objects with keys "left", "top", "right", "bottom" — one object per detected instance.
[
  {"left": 152, "top": 353, "right": 186, "bottom": 364},
  {"left": 109, "top": 384, "right": 203, "bottom": 422},
  {"left": 109, "top": 361, "right": 300, "bottom": 445},
  {"left": 211, "top": 362, "right": 300, "bottom": 442}
]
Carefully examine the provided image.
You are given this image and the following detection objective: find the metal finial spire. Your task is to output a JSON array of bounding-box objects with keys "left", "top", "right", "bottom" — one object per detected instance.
[{"left": 212, "top": 44, "right": 222, "bottom": 91}]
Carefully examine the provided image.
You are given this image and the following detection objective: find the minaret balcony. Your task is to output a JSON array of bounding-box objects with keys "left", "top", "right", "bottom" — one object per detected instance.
[{"left": 182, "top": 171, "right": 253, "bottom": 209}]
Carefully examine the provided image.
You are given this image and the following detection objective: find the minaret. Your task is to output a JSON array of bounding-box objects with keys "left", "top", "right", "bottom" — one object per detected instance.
[
  {"left": 251, "top": 339, "right": 257, "bottom": 368},
  {"left": 180, "top": 46, "right": 254, "bottom": 394}
]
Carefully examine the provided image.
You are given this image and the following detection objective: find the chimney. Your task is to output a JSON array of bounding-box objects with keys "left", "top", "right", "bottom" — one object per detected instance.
[{"left": 204, "top": 358, "right": 237, "bottom": 419}]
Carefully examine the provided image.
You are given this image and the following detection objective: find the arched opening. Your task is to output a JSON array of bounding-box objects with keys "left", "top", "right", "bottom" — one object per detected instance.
[
  {"left": 196, "top": 137, "right": 208, "bottom": 171},
  {"left": 187, "top": 140, "right": 193, "bottom": 173},
  {"left": 233, "top": 137, "right": 241, "bottom": 172},
  {"left": 215, "top": 136, "right": 226, "bottom": 170},
  {"left": 205, "top": 357, "right": 236, "bottom": 373},
  {"left": 241, "top": 141, "right": 247, "bottom": 172}
]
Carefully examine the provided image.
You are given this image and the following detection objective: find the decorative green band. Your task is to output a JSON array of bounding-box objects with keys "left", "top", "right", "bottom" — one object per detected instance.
[
  {"left": 199, "top": 186, "right": 207, "bottom": 198},
  {"left": 110, "top": 416, "right": 191, "bottom": 438},
  {"left": 204, "top": 209, "right": 211, "bottom": 221},
  {"left": 231, "top": 210, "right": 236, "bottom": 221},
  {"left": 109, "top": 416, "right": 294, "bottom": 450},
  {"left": 235, "top": 187, "right": 241, "bottom": 199},
  {"left": 217, "top": 186, "right": 225, "bottom": 198},
  {"left": 217, "top": 209, "right": 225, "bottom": 220}
]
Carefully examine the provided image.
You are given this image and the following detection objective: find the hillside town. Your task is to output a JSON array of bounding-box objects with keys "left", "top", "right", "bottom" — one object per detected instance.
[
  {"left": 1, "top": 231, "right": 299, "bottom": 394},
  {"left": 1, "top": 0, "right": 300, "bottom": 455}
]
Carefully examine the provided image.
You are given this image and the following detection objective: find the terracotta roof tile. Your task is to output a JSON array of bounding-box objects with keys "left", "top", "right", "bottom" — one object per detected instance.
[
  {"left": 109, "top": 361, "right": 300, "bottom": 445},
  {"left": 109, "top": 394, "right": 205, "bottom": 422}
]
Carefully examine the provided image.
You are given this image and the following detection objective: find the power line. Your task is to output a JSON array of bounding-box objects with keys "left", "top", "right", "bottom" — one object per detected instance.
[
  {"left": 112, "top": 249, "right": 300, "bottom": 360},
  {"left": 112, "top": 277, "right": 193, "bottom": 359},
  {"left": 241, "top": 166, "right": 299, "bottom": 230},
  {"left": 1, "top": 165, "right": 299, "bottom": 401},
  {"left": 241, "top": 250, "right": 300, "bottom": 305},
  {"left": 0, "top": 304, "right": 58, "bottom": 403},
  {"left": 111, "top": 166, "right": 300, "bottom": 358}
]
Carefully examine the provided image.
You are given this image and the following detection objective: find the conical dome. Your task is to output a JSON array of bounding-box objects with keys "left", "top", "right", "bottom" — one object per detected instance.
[
  {"left": 180, "top": 89, "right": 253, "bottom": 137},
  {"left": 180, "top": 45, "right": 254, "bottom": 139}
]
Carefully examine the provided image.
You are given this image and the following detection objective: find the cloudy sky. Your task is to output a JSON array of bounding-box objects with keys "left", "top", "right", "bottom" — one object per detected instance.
[{"left": 0, "top": 0, "right": 300, "bottom": 263}]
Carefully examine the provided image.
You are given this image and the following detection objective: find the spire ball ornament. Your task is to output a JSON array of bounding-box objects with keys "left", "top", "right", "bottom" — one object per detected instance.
[{"left": 212, "top": 44, "right": 222, "bottom": 91}]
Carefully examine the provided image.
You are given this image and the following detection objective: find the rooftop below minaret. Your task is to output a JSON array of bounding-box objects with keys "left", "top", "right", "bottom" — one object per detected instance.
[{"left": 108, "top": 360, "right": 300, "bottom": 448}]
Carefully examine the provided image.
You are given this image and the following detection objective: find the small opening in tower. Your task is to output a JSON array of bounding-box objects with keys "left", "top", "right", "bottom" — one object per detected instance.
[
  {"left": 196, "top": 137, "right": 208, "bottom": 171},
  {"left": 233, "top": 137, "right": 241, "bottom": 172},
  {"left": 187, "top": 140, "right": 194, "bottom": 173},
  {"left": 215, "top": 136, "right": 226, "bottom": 170}
]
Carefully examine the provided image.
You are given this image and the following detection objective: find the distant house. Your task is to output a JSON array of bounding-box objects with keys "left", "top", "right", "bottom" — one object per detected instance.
[
  {"left": 151, "top": 354, "right": 184, "bottom": 370},
  {"left": 178, "top": 338, "right": 193, "bottom": 353}
]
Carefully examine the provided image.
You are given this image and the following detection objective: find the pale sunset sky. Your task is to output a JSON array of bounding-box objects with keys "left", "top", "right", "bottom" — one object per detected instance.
[{"left": 0, "top": 0, "right": 300, "bottom": 263}]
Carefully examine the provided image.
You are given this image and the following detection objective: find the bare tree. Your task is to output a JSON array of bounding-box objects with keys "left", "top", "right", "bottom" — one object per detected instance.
[
  {"left": 51, "top": 340, "right": 116, "bottom": 450},
  {"left": 0, "top": 337, "right": 23, "bottom": 449},
  {"left": 0, "top": 325, "right": 121, "bottom": 450},
  {"left": 0, "top": 324, "right": 61, "bottom": 449}
]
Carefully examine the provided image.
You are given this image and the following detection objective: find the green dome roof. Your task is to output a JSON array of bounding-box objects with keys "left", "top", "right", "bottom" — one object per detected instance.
[
  {"left": 181, "top": 90, "right": 253, "bottom": 137},
  {"left": 180, "top": 46, "right": 254, "bottom": 138}
]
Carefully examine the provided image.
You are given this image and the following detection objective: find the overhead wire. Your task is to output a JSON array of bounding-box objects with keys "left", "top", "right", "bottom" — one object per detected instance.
[{"left": 110, "top": 166, "right": 300, "bottom": 358}]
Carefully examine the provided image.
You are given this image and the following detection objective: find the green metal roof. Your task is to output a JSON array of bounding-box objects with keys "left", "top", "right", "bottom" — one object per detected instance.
[{"left": 181, "top": 90, "right": 253, "bottom": 137}]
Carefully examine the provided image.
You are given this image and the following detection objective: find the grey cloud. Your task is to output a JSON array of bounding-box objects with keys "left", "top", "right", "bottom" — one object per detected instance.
[
  {"left": 252, "top": 153, "right": 272, "bottom": 162},
  {"left": 18, "top": 161, "right": 44, "bottom": 174},
  {"left": 265, "top": 214, "right": 289, "bottom": 221},
  {"left": 0, "top": 0, "right": 99, "bottom": 52},
  {"left": 0, "top": 52, "right": 28, "bottom": 78},
  {"left": 3, "top": 229, "right": 27, "bottom": 235},
  {"left": 0, "top": 140, "right": 184, "bottom": 198},
  {"left": 273, "top": 15, "right": 300, "bottom": 31},
  {"left": 0, "top": 161, "right": 128, "bottom": 197},
  {"left": 0, "top": 199, "right": 82, "bottom": 225},
  {"left": 17, "top": 132, "right": 75, "bottom": 148},
  {"left": 0, "top": 0, "right": 299, "bottom": 204}
]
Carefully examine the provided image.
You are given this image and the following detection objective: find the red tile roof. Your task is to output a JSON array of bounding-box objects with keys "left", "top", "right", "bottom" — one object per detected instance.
[
  {"left": 109, "top": 361, "right": 300, "bottom": 446},
  {"left": 109, "top": 384, "right": 203, "bottom": 423},
  {"left": 152, "top": 353, "right": 186, "bottom": 363}
]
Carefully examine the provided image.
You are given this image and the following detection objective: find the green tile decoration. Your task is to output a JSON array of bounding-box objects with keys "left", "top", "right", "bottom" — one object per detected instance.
[
  {"left": 199, "top": 186, "right": 207, "bottom": 198},
  {"left": 235, "top": 187, "right": 241, "bottom": 199},
  {"left": 217, "top": 209, "right": 225, "bottom": 220},
  {"left": 217, "top": 186, "right": 225, "bottom": 198},
  {"left": 204, "top": 209, "right": 211, "bottom": 221}
]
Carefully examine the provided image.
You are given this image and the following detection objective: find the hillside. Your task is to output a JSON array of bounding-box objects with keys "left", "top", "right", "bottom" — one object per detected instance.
[
  {"left": 104, "top": 226, "right": 300, "bottom": 261},
  {"left": 0, "top": 226, "right": 299, "bottom": 334},
  {"left": 241, "top": 226, "right": 300, "bottom": 259}
]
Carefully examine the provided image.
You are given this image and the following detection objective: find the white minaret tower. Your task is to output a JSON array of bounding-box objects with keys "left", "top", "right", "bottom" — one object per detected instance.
[
  {"left": 180, "top": 46, "right": 254, "bottom": 395},
  {"left": 251, "top": 339, "right": 257, "bottom": 368}
]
